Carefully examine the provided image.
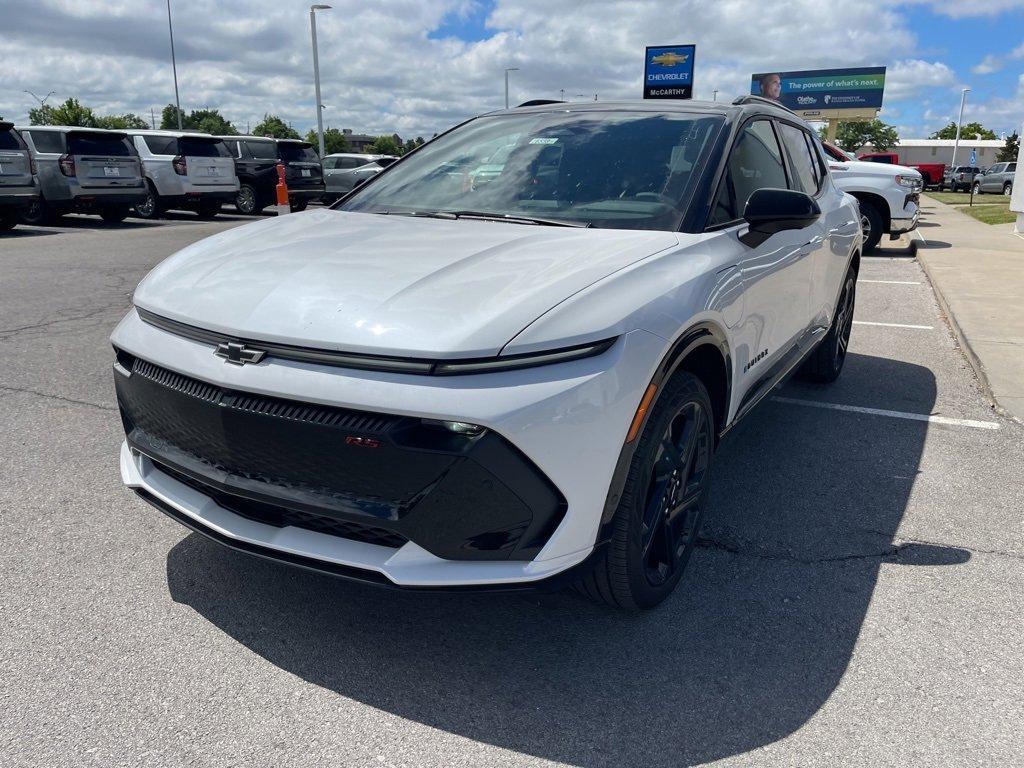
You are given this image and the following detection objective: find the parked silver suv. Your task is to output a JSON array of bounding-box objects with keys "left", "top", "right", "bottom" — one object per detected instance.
[
  {"left": 322, "top": 153, "right": 398, "bottom": 202},
  {"left": 17, "top": 126, "right": 146, "bottom": 224},
  {"left": 972, "top": 162, "right": 1016, "bottom": 196},
  {"left": 0, "top": 122, "right": 39, "bottom": 231},
  {"left": 128, "top": 131, "right": 239, "bottom": 219}
]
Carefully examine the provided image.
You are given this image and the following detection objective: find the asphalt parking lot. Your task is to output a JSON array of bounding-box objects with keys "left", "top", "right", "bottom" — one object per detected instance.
[{"left": 2, "top": 211, "right": 1022, "bottom": 767}]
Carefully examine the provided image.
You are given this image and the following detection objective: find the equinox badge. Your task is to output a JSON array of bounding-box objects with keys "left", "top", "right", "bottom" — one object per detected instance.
[{"left": 214, "top": 341, "right": 266, "bottom": 366}]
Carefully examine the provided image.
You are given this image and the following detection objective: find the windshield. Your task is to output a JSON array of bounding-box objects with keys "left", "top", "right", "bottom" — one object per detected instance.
[
  {"left": 280, "top": 143, "right": 319, "bottom": 162},
  {"left": 340, "top": 111, "right": 724, "bottom": 231}
]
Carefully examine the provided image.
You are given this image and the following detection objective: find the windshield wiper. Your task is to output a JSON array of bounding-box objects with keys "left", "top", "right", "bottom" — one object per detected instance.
[
  {"left": 447, "top": 210, "right": 592, "bottom": 228},
  {"left": 381, "top": 209, "right": 458, "bottom": 220}
]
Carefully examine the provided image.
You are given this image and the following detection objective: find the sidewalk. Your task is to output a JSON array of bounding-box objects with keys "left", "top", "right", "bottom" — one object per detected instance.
[{"left": 915, "top": 196, "right": 1024, "bottom": 420}]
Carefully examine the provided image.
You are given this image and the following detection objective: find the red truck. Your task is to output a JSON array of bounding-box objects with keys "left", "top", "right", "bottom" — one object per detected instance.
[{"left": 857, "top": 152, "right": 945, "bottom": 189}]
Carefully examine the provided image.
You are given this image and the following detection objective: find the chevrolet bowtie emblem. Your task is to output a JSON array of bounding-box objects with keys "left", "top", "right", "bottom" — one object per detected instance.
[{"left": 214, "top": 341, "right": 266, "bottom": 366}]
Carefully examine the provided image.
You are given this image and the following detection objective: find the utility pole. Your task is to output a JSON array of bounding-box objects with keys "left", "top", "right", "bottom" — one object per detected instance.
[
  {"left": 150, "top": 107, "right": 156, "bottom": 129},
  {"left": 310, "top": 4, "right": 331, "bottom": 157},
  {"left": 166, "top": 0, "right": 182, "bottom": 129},
  {"left": 951, "top": 87, "right": 970, "bottom": 169},
  {"left": 712, "top": 89, "right": 719, "bottom": 102},
  {"left": 559, "top": 88, "right": 564, "bottom": 101},
  {"left": 504, "top": 68, "right": 519, "bottom": 109}
]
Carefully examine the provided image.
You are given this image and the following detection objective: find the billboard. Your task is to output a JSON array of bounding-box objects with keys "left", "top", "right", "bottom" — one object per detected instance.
[
  {"left": 750, "top": 67, "right": 886, "bottom": 117},
  {"left": 644, "top": 44, "right": 696, "bottom": 99}
]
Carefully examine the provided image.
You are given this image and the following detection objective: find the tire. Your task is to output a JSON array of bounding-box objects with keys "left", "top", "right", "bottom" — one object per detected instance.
[
  {"left": 972, "top": 183, "right": 982, "bottom": 196},
  {"left": 575, "top": 370, "right": 715, "bottom": 610},
  {"left": 196, "top": 202, "right": 221, "bottom": 219},
  {"left": 799, "top": 265, "right": 856, "bottom": 383},
  {"left": 100, "top": 206, "right": 130, "bottom": 223},
  {"left": 858, "top": 200, "right": 884, "bottom": 253},
  {"left": 133, "top": 182, "right": 163, "bottom": 219},
  {"left": 1005, "top": 182, "right": 1013, "bottom": 197},
  {"left": 0, "top": 209, "right": 18, "bottom": 231},
  {"left": 19, "top": 196, "right": 53, "bottom": 226},
  {"left": 235, "top": 184, "right": 262, "bottom": 216},
  {"left": 289, "top": 198, "right": 308, "bottom": 212}
]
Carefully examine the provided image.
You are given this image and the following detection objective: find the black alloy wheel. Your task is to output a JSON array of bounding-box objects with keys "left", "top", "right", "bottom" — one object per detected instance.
[
  {"left": 576, "top": 370, "right": 715, "bottom": 610},
  {"left": 799, "top": 265, "right": 857, "bottom": 383},
  {"left": 235, "top": 184, "right": 260, "bottom": 215},
  {"left": 20, "top": 196, "right": 50, "bottom": 225},
  {"left": 638, "top": 399, "right": 712, "bottom": 588}
]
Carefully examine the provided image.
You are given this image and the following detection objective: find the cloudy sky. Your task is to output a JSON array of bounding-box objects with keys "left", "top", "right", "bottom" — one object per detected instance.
[{"left": 1, "top": 0, "right": 1022, "bottom": 141}]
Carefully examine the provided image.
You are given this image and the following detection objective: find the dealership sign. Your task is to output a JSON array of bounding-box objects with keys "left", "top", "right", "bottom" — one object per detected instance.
[
  {"left": 749, "top": 67, "right": 886, "bottom": 116},
  {"left": 644, "top": 45, "right": 696, "bottom": 99}
]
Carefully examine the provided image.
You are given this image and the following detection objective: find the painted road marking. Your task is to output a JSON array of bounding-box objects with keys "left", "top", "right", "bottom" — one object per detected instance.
[
  {"left": 853, "top": 320, "right": 934, "bottom": 330},
  {"left": 772, "top": 396, "right": 1000, "bottom": 430},
  {"left": 858, "top": 279, "right": 922, "bottom": 285}
]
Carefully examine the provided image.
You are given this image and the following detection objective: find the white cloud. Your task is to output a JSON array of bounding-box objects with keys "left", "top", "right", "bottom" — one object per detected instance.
[
  {"left": 972, "top": 54, "right": 1002, "bottom": 74},
  {"left": 884, "top": 59, "right": 957, "bottom": 100}
]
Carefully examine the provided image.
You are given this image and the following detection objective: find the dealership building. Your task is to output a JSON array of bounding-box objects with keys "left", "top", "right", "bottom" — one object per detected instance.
[{"left": 855, "top": 138, "right": 1005, "bottom": 166}]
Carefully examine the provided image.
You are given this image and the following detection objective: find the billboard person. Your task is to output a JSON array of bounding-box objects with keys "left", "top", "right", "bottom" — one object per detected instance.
[{"left": 759, "top": 73, "right": 782, "bottom": 100}]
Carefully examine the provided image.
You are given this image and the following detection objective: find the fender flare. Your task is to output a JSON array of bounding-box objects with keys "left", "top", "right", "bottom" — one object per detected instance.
[{"left": 597, "top": 321, "right": 732, "bottom": 536}]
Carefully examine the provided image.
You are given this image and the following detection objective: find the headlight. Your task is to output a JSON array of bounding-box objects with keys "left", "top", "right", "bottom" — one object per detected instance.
[{"left": 895, "top": 174, "right": 921, "bottom": 189}]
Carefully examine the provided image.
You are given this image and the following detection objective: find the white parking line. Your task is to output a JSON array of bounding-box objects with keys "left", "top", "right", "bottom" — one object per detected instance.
[
  {"left": 771, "top": 397, "right": 1000, "bottom": 430},
  {"left": 853, "top": 320, "right": 934, "bottom": 330},
  {"left": 858, "top": 279, "right": 922, "bottom": 285}
]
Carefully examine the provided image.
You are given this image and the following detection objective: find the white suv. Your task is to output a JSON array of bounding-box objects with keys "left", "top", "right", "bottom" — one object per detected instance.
[
  {"left": 112, "top": 97, "right": 861, "bottom": 609},
  {"left": 822, "top": 142, "right": 921, "bottom": 252}
]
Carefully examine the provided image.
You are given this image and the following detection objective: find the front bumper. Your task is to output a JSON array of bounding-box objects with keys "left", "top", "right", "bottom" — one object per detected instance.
[
  {"left": 889, "top": 195, "right": 920, "bottom": 236},
  {"left": 111, "top": 309, "right": 665, "bottom": 586}
]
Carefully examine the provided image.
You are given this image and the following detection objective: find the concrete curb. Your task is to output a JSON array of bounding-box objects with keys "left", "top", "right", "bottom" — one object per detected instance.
[{"left": 914, "top": 232, "right": 1016, "bottom": 424}]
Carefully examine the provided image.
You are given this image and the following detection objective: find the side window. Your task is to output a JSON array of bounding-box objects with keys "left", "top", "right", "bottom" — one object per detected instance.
[
  {"left": 1009, "top": 163, "right": 1017, "bottom": 173},
  {"left": 29, "top": 130, "right": 64, "bottom": 153},
  {"left": 143, "top": 136, "right": 177, "bottom": 155},
  {"left": 778, "top": 122, "right": 820, "bottom": 195},
  {"left": 709, "top": 119, "right": 788, "bottom": 227}
]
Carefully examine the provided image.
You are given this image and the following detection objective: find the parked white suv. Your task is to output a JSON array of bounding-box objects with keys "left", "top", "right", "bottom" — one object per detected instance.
[
  {"left": 822, "top": 142, "right": 921, "bottom": 252},
  {"left": 128, "top": 131, "right": 239, "bottom": 219},
  {"left": 113, "top": 97, "right": 861, "bottom": 609}
]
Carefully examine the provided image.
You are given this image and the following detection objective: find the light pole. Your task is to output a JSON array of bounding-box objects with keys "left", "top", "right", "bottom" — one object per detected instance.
[
  {"left": 951, "top": 87, "right": 970, "bottom": 169},
  {"left": 23, "top": 90, "right": 56, "bottom": 107},
  {"left": 712, "top": 89, "right": 719, "bottom": 102},
  {"left": 165, "top": 0, "right": 182, "bottom": 129},
  {"left": 310, "top": 4, "right": 331, "bottom": 157},
  {"left": 504, "top": 68, "right": 519, "bottom": 109}
]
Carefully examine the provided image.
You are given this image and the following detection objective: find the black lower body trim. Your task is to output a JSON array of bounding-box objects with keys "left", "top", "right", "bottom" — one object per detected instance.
[{"left": 137, "top": 487, "right": 595, "bottom": 594}]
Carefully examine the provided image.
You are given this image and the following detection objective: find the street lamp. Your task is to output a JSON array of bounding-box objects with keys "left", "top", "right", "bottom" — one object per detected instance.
[
  {"left": 951, "top": 87, "right": 970, "bottom": 169},
  {"left": 712, "top": 89, "right": 719, "bottom": 102},
  {"left": 165, "top": 0, "right": 182, "bottom": 129},
  {"left": 504, "top": 68, "right": 519, "bottom": 109},
  {"left": 310, "top": 4, "right": 331, "bottom": 158},
  {"left": 23, "top": 90, "right": 56, "bottom": 108}
]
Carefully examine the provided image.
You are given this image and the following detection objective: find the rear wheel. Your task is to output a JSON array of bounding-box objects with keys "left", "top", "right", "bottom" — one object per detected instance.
[
  {"left": 0, "top": 209, "right": 18, "bottom": 231},
  {"left": 20, "top": 196, "right": 53, "bottom": 225},
  {"left": 235, "top": 184, "right": 262, "bottom": 216},
  {"left": 576, "top": 371, "right": 714, "bottom": 610},
  {"left": 799, "top": 265, "right": 856, "bottom": 383},
  {"left": 858, "top": 200, "right": 883, "bottom": 253},
  {"left": 289, "top": 198, "right": 308, "bottom": 212},
  {"left": 100, "top": 206, "right": 130, "bottom": 223},
  {"left": 133, "top": 183, "right": 163, "bottom": 219}
]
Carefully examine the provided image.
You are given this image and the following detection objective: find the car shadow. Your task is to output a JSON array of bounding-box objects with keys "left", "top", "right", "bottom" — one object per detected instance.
[{"left": 165, "top": 352, "right": 965, "bottom": 766}]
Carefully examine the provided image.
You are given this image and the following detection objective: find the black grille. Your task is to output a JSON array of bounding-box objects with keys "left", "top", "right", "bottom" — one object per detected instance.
[{"left": 158, "top": 460, "right": 408, "bottom": 549}]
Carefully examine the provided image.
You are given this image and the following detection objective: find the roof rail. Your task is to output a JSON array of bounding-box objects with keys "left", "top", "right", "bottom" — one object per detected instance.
[
  {"left": 516, "top": 99, "right": 566, "bottom": 108},
  {"left": 732, "top": 95, "right": 798, "bottom": 116}
]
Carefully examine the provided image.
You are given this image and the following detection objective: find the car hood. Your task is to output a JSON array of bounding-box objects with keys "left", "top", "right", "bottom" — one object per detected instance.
[
  {"left": 831, "top": 159, "right": 921, "bottom": 179},
  {"left": 133, "top": 209, "right": 680, "bottom": 358}
]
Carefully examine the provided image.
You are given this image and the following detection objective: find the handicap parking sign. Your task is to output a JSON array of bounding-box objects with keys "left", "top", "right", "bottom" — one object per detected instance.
[{"left": 970, "top": 149, "right": 977, "bottom": 165}]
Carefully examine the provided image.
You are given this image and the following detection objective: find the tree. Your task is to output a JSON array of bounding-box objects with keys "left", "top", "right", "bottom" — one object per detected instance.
[
  {"left": 825, "top": 119, "right": 900, "bottom": 153},
  {"left": 304, "top": 127, "right": 350, "bottom": 154},
  {"left": 930, "top": 121, "right": 997, "bottom": 141},
  {"left": 96, "top": 113, "right": 149, "bottom": 130},
  {"left": 29, "top": 98, "right": 98, "bottom": 127},
  {"left": 997, "top": 132, "right": 1019, "bottom": 163},
  {"left": 252, "top": 114, "right": 299, "bottom": 139},
  {"left": 367, "top": 135, "right": 403, "bottom": 156},
  {"left": 160, "top": 104, "right": 236, "bottom": 134}
]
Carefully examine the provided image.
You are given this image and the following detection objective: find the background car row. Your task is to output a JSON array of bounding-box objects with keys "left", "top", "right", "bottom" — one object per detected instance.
[{"left": 0, "top": 123, "right": 403, "bottom": 231}]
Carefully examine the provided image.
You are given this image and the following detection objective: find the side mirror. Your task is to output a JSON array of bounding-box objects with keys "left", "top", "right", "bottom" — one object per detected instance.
[{"left": 739, "top": 188, "right": 821, "bottom": 247}]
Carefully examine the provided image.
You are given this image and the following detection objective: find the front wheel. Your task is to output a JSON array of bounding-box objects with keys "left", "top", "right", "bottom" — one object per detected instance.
[
  {"left": 859, "top": 200, "right": 883, "bottom": 253},
  {"left": 235, "top": 184, "right": 262, "bottom": 216},
  {"left": 133, "top": 183, "right": 163, "bottom": 219},
  {"left": 289, "top": 198, "right": 308, "bottom": 212},
  {"left": 1005, "top": 182, "right": 1013, "bottom": 197},
  {"left": 973, "top": 183, "right": 982, "bottom": 196},
  {"left": 576, "top": 371, "right": 715, "bottom": 610},
  {"left": 799, "top": 265, "right": 856, "bottom": 383},
  {"left": 20, "top": 196, "right": 52, "bottom": 225}
]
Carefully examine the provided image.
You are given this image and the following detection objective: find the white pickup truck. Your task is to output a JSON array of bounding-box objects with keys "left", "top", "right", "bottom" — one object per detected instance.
[{"left": 822, "top": 142, "right": 922, "bottom": 252}]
